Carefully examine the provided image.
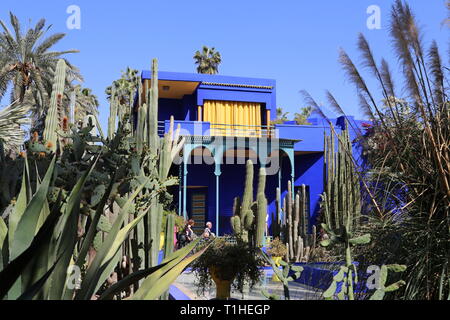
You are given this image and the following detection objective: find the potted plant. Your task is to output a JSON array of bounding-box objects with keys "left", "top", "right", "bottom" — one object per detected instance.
[{"left": 190, "top": 237, "right": 264, "bottom": 300}]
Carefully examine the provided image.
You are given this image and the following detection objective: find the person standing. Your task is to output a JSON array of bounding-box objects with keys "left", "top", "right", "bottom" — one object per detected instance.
[
  {"left": 178, "top": 219, "right": 195, "bottom": 248},
  {"left": 202, "top": 221, "right": 215, "bottom": 239}
]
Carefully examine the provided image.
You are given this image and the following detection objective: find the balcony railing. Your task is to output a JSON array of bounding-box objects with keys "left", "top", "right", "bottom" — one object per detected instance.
[{"left": 157, "top": 120, "right": 275, "bottom": 138}]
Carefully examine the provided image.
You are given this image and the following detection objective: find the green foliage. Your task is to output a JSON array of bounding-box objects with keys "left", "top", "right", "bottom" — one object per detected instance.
[
  {"left": 0, "top": 57, "right": 197, "bottom": 301},
  {"left": 0, "top": 11, "right": 79, "bottom": 113},
  {"left": 304, "top": 0, "right": 448, "bottom": 300},
  {"left": 0, "top": 101, "right": 29, "bottom": 153},
  {"left": 293, "top": 106, "right": 313, "bottom": 125},
  {"left": 190, "top": 237, "right": 264, "bottom": 297}
]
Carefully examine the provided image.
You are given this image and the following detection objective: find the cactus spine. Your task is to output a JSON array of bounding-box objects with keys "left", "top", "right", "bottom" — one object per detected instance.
[
  {"left": 231, "top": 160, "right": 267, "bottom": 248},
  {"left": 43, "top": 59, "right": 66, "bottom": 152}
]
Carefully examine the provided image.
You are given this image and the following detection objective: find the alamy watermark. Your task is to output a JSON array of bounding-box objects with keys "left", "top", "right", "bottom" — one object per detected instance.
[
  {"left": 66, "top": 5, "right": 81, "bottom": 30},
  {"left": 367, "top": 5, "right": 381, "bottom": 30},
  {"left": 366, "top": 265, "right": 382, "bottom": 289},
  {"left": 66, "top": 265, "right": 82, "bottom": 290}
]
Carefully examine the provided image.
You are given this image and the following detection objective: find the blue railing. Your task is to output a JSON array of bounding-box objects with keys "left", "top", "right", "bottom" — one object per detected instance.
[{"left": 158, "top": 120, "right": 275, "bottom": 138}]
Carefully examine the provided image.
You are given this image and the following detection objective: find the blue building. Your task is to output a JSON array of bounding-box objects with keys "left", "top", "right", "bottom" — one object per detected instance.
[{"left": 140, "top": 71, "right": 366, "bottom": 236}]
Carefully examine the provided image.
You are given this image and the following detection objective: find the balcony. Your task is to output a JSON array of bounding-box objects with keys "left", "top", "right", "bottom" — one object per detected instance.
[{"left": 158, "top": 120, "right": 275, "bottom": 138}]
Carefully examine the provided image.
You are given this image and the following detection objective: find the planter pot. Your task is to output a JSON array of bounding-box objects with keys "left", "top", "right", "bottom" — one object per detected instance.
[
  {"left": 209, "top": 266, "right": 236, "bottom": 300},
  {"left": 159, "top": 232, "right": 165, "bottom": 250},
  {"left": 271, "top": 256, "right": 282, "bottom": 282}
]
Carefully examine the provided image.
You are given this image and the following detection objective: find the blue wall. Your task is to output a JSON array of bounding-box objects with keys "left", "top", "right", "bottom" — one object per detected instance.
[
  {"left": 294, "top": 152, "right": 324, "bottom": 228},
  {"left": 141, "top": 70, "right": 369, "bottom": 236},
  {"left": 142, "top": 71, "right": 277, "bottom": 120}
]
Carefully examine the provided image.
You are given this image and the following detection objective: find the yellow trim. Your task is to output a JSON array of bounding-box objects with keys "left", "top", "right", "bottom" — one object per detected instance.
[{"left": 202, "top": 82, "right": 273, "bottom": 90}]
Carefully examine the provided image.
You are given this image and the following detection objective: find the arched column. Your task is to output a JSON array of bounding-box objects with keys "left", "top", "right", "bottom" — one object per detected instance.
[
  {"left": 214, "top": 163, "right": 221, "bottom": 236},
  {"left": 281, "top": 147, "right": 295, "bottom": 198}
]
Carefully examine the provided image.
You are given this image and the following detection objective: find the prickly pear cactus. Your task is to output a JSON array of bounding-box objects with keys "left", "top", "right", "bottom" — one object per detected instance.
[
  {"left": 261, "top": 250, "right": 303, "bottom": 300},
  {"left": 369, "top": 264, "right": 406, "bottom": 300}
]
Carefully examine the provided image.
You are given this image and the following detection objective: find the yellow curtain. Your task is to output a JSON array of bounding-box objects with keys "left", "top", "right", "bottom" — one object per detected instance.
[{"left": 203, "top": 100, "right": 261, "bottom": 137}]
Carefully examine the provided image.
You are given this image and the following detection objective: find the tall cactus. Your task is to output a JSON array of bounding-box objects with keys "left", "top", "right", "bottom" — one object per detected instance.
[
  {"left": 135, "top": 103, "right": 147, "bottom": 155},
  {"left": 271, "top": 182, "right": 316, "bottom": 262},
  {"left": 163, "top": 213, "right": 175, "bottom": 259},
  {"left": 319, "top": 124, "right": 369, "bottom": 300},
  {"left": 108, "top": 86, "right": 118, "bottom": 140},
  {"left": 231, "top": 160, "right": 267, "bottom": 248},
  {"left": 147, "top": 58, "right": 159, "bottom": 152},
  {"left": 255, "top": 167, "right": 267, "bottom": 248},
  {"left": 43, "top": 59, "right": 66, "bottom": 152},
  {"left": 322, "top": 126, "right": 361, "bottom": 232},
  {"left": 139, "top": 60, "right": 185, "bottom": 268}
]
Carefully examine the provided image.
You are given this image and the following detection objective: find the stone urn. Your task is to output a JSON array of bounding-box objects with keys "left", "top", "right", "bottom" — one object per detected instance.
[{"left": 209, "top": 265, "right": 237, "bottom": 300}]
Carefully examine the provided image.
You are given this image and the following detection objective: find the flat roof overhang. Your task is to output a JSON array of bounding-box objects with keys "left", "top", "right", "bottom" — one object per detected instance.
[
  {"left": 141, "top": 71, "right": 275, "bottom": 94},
  {"left": 142, "top": 79, "right": 200, "bottom": 99}
]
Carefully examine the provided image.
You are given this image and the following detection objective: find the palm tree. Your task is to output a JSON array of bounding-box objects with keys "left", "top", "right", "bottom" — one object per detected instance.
[
  {"left": 0, "top": 12, "right": 80, "bottom": 110},
  {"left": 70, "top": 85, "right": 99, "bottom": 127},
  {"left": 271, "top": 107, "right": 290, "bottom": 124},
  {"left": 193, "top": 46, "right": 222, "bottom": 75},
  {"left": 106, "top": 67, "right": 139, "bottom": 105},
  {"left": 293, "top": 106, "right": 312, "bottom": 125}
]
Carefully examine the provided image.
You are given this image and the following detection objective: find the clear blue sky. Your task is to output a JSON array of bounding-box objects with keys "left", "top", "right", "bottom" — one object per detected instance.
[{"left": 1, "top": 0, "right": 448, "bottom": 130}]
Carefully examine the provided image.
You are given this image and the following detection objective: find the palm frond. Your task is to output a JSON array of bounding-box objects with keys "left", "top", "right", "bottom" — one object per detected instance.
[
  {"left": 300, "top": 90, "right": 329, "bottom": 122},
  {"left": 324, "top": 90, "right": 345, "bottom": 116},
  {"left": 428, "top": 40, "right": 445, "bottom": 106},
  {"left": 380, "top": 59, "right": 396, "bottom": 98},
  {"left": 0, "top": 100, "right": 30, "bottom": 152}
]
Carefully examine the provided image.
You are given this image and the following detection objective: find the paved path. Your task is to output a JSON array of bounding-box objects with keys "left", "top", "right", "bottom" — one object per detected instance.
[{"left": 173, "top": 270, "right": 323, "bottom": 300}]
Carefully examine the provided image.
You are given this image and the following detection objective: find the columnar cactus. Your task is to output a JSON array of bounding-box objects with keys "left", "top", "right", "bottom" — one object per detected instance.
[
  {"left": 43, "top": 59, "right": 66, "bottom": 152},
  {"left": 319, "top": 124, "right": 370, "bottom": 300},
  {"left": 108, "top": 88, "right": 119, "bottom": 140},
  {"left": 231, "top": 160, "right": 267, "bottom": 248},
  {"left": 147, "top": 58, "right": 159, "bottom": 152},
  {"left": 255, "top": 167, "right": 267, "bottom": 248},
  {"left": 135, "top": 103, "right": 147, "bottom": 155},
  {"left": 139, "top": 60, "right": 184, "bottom": 268},
  {"left": 322, "top": 127, "right": 361, "bottom": 232},
  {"left": 163, "top": 213, "right": 175, "bottom": 259},
  {"left": 271, "top": 182, "right": 316, "bottom": 263}
]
